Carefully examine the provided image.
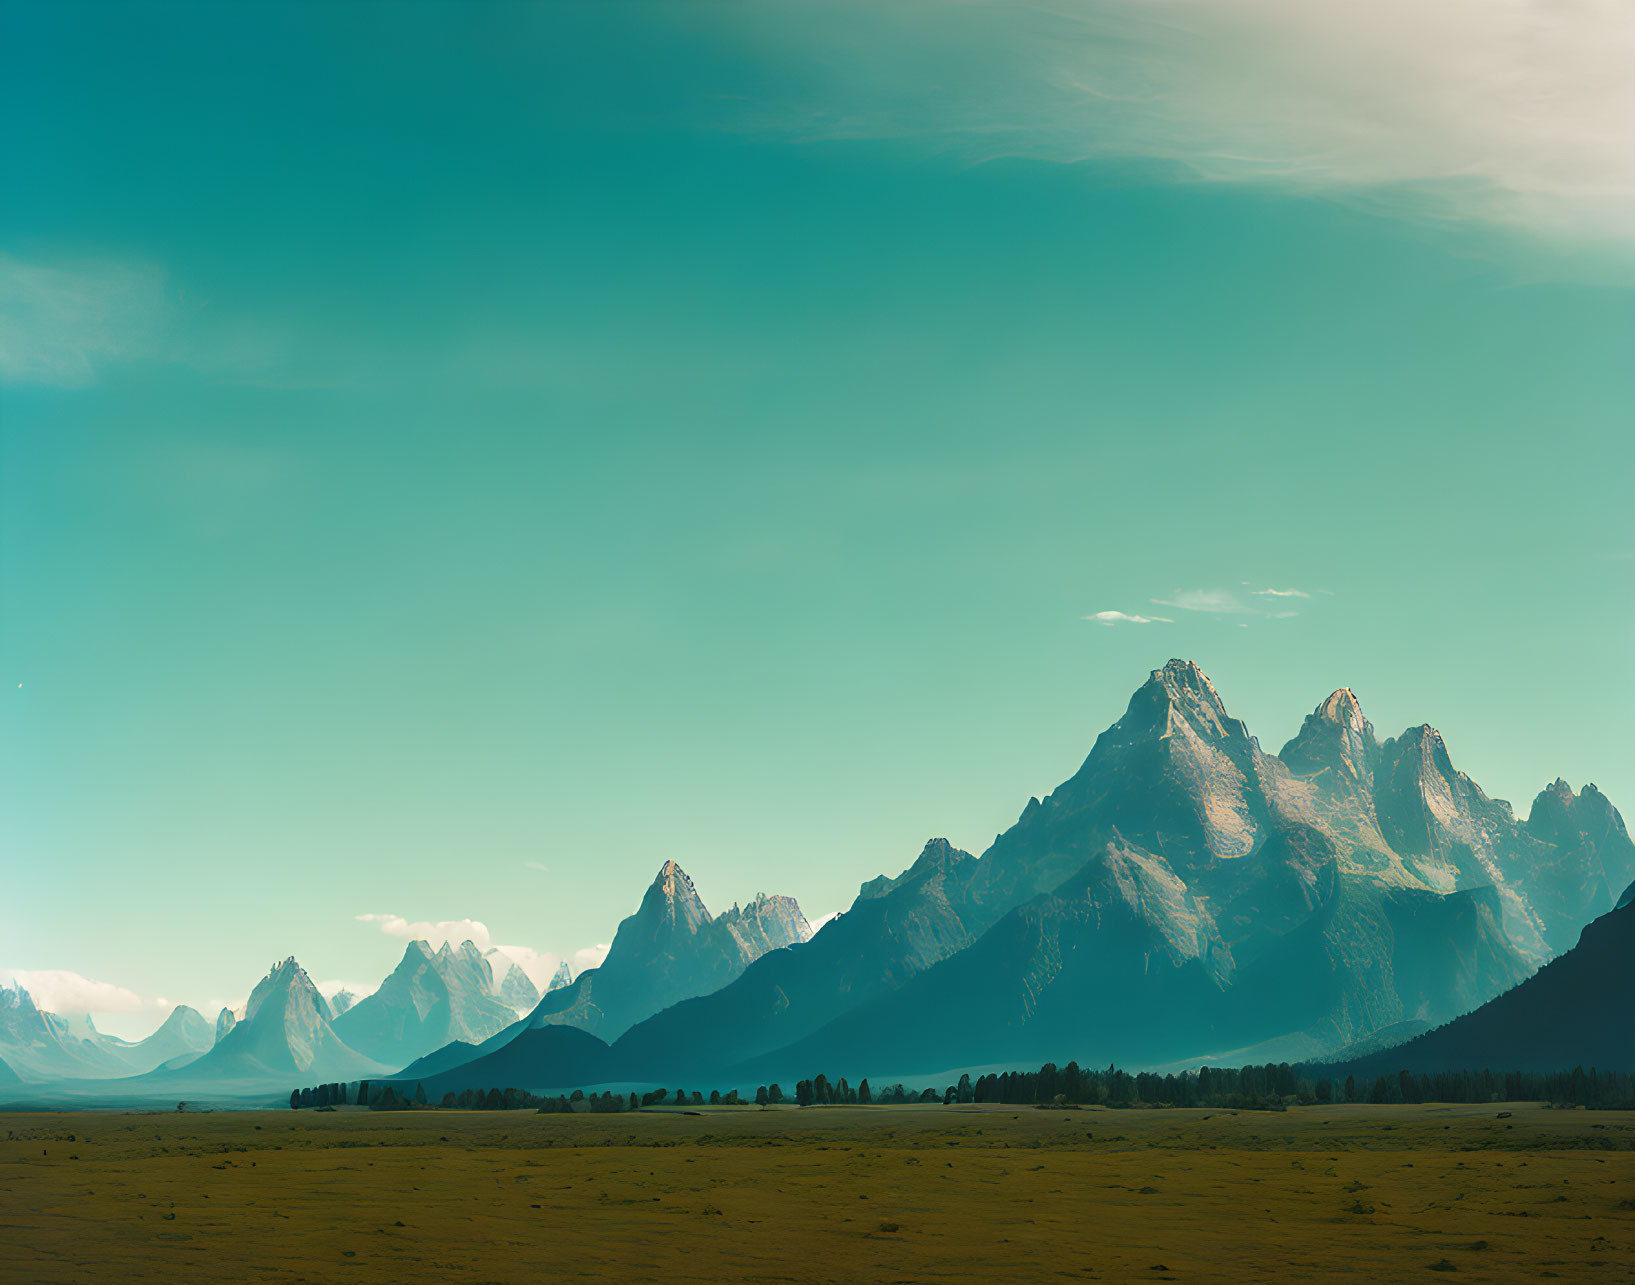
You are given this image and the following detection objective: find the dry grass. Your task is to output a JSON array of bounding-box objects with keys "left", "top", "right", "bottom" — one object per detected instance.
[{"left": 2, "top": 1102, "right": 1632, "bottom": 1282}]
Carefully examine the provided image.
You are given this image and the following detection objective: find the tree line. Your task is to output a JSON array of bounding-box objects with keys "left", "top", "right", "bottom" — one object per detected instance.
[{"left": 288, "top": 1061, "right": 1635, "bottom": 1113}]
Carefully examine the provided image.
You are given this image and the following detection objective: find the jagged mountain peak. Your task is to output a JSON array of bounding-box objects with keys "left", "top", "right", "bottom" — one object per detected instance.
[
  {"left": 637, "top": 861, "right": 712, "bottom": 933},
  {"left": 1119, "top": 658, "right": 1254, "bottom": 749},
  {"left": 1317, "top": 687, "right": 1367, "bottom": 730},
  {"left": 856, "top": 838, "right": 977, "bottom": 902},
  {"left": 245, "top": 956, "right": 319, "bottom": 1021},
  {"left": 1280, "top": 687, "right": 1379, "bottom": 788},
  {"left": 548, "top": 961, "right": 573, "bottom": 991}
]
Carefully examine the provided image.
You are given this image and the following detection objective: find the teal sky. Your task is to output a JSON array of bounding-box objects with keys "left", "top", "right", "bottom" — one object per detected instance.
[{"left": 3, "top": 2, "right": 1632, "bottom": 1035}]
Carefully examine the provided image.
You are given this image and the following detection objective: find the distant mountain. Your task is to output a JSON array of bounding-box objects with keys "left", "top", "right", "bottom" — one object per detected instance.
[
  {"left": 521, "top": 863, "right": 811, "bottom": 1042},
  {"left": 547, "top": 962, "right": 573, "bottom": 993},
  {"left": 157, "top": 958, "right": 382, "bottom": 1086},
  {"left": 121, "top": 1005, "right": 215, "bottom": 1073},
  {"left": 1521, "top": 780, "right": 1635, "bottom": 953},
  {"left": 496, "top": 961, "right": 540, "bottom": 1014},
  {"left": 1333, "top": 884, "right": 1634, "bottom": 1075},
  {"left": 0, "top": 988, "right": 212, "bottom": 1080},
  {"left": 0, "top": 985, "right": 125, "bottom": 1080},
  {"left": 214, "top": 1007, "right": 237, "bottom": 1043},
  {"left": 328, "top": 989, "right": 360, "bottom": 1017},
  {"left": 422, "top": 660, "right": 1628, "bottom": 1092},
  {"left": 332, "top": 940, "right": 519, "bottom": 1068}
]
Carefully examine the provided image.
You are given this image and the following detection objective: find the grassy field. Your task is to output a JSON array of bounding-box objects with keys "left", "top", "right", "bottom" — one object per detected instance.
[{"left": 2, "top": 1102, "right": 1631, "bottom": 1282}]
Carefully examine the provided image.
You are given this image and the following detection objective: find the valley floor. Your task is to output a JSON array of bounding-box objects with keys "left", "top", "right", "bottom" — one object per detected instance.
[{"left": 1, "top": 1103, "right": 1631, "bottom": 1282}]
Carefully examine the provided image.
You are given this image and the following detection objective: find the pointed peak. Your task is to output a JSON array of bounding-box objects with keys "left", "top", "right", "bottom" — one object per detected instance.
[
  {"left": 906, "top": 837, "right": 973, "bottom": 879},
  {"left": 650, "top": 860, "right": 702, "bottom": 903},
  {"left": 404, "top": 939, "right": 434, "bottom": 959},
  {"left": 1139, "top": 658, "right": 1229, "bottom": 715},
  {"left": 1316, "top": 687, "right": 1366, "bottom": 730},
  {"left": 1152, "top": 658, "right": 1219, "bottom": 699}
]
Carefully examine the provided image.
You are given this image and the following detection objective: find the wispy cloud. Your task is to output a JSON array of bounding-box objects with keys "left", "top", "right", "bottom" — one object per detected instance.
[
  {"left": 0, "top": 967, "right": 145, "bottom": 1015},
  {"left": 1153, "top": 588, "right": 1256, "bottom": 615},
  {"left": 0, "top": 255, "right": 171, "bottom": 386},
  {"left": 0, "top": 253, "right": 299, "bottom": 388},
  {"left": 523, "top": 860, "right": 551, "bottom": 874},
  {"left": 718, "top": 0, "right": 1635, "bottom": 247},
  {"left": 1151, "top": 585, "right": 1323, "bottom": 621},
  {"left": 1084, "top": 609, "right": 1172, "bottom": 625}
]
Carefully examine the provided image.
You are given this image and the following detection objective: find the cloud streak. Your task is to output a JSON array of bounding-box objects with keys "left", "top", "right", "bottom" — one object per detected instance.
[
  {"left": 1149, "top": 584, "right": 1321, "bottom": 621},
  {"left": 720, "top": 0, "right": 1635, "bottom": 246},
  {"left": 1152, "top": 589, "right": 1256, "bottom": 615},
  {"left": 0, "top": 255, "right": 171, "bottom": 386}
]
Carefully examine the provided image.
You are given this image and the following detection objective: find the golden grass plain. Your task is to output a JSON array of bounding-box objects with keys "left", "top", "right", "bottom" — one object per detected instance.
[{"left": 2, "top": 1102, "right": 1632, "bottom": 1282}]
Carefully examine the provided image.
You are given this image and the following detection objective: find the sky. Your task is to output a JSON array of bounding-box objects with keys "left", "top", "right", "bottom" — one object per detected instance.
[{"left": 2, "top": 0, "right": 1632, "bottom": 1038}]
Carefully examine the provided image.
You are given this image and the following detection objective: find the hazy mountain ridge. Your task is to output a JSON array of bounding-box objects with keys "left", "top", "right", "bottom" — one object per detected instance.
[
  {"left": 0, "top": 986, "right": 215, "bottom": 1082},
  {"left": 332, "top": 940, "right": 519, "bottom": 1067}
]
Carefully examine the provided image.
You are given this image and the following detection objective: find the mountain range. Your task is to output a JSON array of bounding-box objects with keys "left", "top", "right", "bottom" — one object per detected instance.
[
  {"left": 417, "top": 661, "right": 1634, "bottom": 1094},
  {"left": 0, "top": 987, "right": 214, "bottom": 1081},
  {"left": 0, "top": 866, "right": 811, "bottom": 1098},
  {"left": 4, "top": 660, "right": 1630, "bottom": 1103}
]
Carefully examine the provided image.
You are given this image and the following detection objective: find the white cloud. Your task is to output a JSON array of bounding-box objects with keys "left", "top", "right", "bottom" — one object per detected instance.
[
  {"left": 523, "top": 860, "right": 551, "bottom": 873},
  {"left": 0, "top": 968, "right": 146, "bottom": 1016},
  {"left": 355, "top": 913, "right": 495, "bottom": 952},
  {"left": 1084, "top": 610, "right": 1172, "bottom": 625},
  {"left": 724, "top": 0, "right": 1635, "bottom": 247},
  {"left": 1251, "top": 587, "right": 1310, "bottom": 598},
  {"left": 0, "top": 255, "right": 172, "bottom": 386}
]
